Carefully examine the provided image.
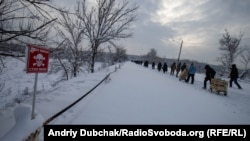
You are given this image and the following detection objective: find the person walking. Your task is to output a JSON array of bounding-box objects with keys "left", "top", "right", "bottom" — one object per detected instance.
[
  {"left": 157, "top": 62, "right": 162, "bottom": 72},
  {"left": 144, "top": 60, "right": 149, "bottom": 68},
  {"left": 229, "top": 64, "right": 242, "bottom": 89},
  {"left": 186, "top": 63, "right": 196, "bottom": 84},
  {"left": 180, "top": 63, "right": 187, "bottom": 72},
  {"left": 152, "top": 62, "right": 155, "bottom": 69},
  {"left": 163, "top": 62, "right": 168, "bottom": 73},
  {"left": 170, "top": 62, "right": 176, "bottom": 76},
  {"left": 203, "top": 65, "right": 216, "bottom": 89}
]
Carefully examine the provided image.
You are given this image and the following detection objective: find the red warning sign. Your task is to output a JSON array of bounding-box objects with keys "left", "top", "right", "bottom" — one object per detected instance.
[{"left": 26, "top": 45, "right": 49, "bottom": 73}]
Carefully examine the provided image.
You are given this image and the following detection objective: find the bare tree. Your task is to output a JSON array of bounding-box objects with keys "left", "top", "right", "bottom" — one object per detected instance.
[
  {"left": 238, "top": 47, "right": 250, "bottom": 79},
  {"left": 143, "top": 48, "right": 160, "bottom": 63},
  {"left": 113, "top": 46, "right": 127, "bottom": 62},
  {"left": 55, "top": 10, "right": 86, "bottom": 77},
  {"left": 218, "top": 29, "right": 243, "bottom": 72},
  {"left": 77, "top": 0, "right": 138, "bottom": 73},
  {"left": 0, "top": 0, "right": 58, "bottom": 44},
  {"left": 107, "top": 41, "right": 127, "bottom": 64},
  {"left": 49, "top": 40, "right": 70, "bottom": 81},
  {"left": 148, "top": 48, "right": 158, "bottom": 61},
  {"left": 240, "top": 47, "right": 250, "bottom": 70}
]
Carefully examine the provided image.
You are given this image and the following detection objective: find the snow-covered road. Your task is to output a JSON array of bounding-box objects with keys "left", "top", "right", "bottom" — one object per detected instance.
[{"left": 51, "top": 62, "right": 250, "bottom": 125}]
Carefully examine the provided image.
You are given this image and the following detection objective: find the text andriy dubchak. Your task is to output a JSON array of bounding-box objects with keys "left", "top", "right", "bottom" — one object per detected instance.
[{"left": 47, "top": 128, "right": 205, "bottom": 138}]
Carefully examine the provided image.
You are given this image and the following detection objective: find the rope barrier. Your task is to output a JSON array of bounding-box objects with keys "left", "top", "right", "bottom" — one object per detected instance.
[
  {"left": 43, "top": 64, "right": 121, "bottom": 126},
  {"left": 43, "top": 72, "right": 111, "bottom": 125},
  {"left": 24, "top": 64, "right": 121, "bottom": 140}
]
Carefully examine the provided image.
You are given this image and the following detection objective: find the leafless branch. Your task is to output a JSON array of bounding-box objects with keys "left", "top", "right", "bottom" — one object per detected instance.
[
  {"left": 77, "top": 0, "right": 138, "bottom": 73},
  {"left": 218, "top": 29, "right": 244, "bottom": 70}
]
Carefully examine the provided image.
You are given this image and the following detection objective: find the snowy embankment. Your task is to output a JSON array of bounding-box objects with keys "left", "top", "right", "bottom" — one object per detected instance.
[{"left": 0, "top": 57, "right": 118, "bottom": 140}]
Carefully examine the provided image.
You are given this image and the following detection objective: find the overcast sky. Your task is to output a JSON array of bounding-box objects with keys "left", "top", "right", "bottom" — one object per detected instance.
[
  {"left": 53, "top": 0, "right": 250, "bottom": 66},
  {"left": 119, "top": 0, "right": 250, "bottom": 65}
]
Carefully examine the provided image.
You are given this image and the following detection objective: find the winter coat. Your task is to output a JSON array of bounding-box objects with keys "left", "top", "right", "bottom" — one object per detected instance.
[
  {"left": 157, "top": 62, "right": 162, "bottom": 71},
  {"left": 204, "top": 65, "right": 216, "bottom": 79},
  {"left": 163, "top": 63, "right": 168, "bottom": 72},
  {"left": 152, "top": 62, "right": 155, "bottom": 69},
  {"left": 188, "top": 64, "right": 196, "bottom": 74},
  {"left": 181, "top": 63, "right": 187, "bottom": 71},
  {"left": 230, "top": 64, "right": 239, "bottom": 79},
  {"left": 171, "top": 63, "right": 176, "bottom": 71},
  {"left": 176, "top": 63, "right": 181, "bottom": 71}
]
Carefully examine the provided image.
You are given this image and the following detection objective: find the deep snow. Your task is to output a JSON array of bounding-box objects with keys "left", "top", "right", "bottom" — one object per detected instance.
[{"left": 0, "top": 59, "right": 250, "bottom": 141}]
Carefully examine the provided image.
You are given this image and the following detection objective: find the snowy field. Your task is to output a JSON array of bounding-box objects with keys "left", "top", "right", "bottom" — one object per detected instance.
[{"left": 0, "top": 58, "right": 250, "bottom": 141}]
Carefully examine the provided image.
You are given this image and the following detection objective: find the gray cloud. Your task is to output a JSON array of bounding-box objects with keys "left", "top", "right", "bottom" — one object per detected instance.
[
  {"left": 121, "top": 0, "right": 250, "bottom": 67},
  {"left": 51, "top": 0, "right": 250, "bottom": 67}
]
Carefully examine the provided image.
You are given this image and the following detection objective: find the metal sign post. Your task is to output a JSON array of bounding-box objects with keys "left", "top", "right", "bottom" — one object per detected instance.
[
  {"left": 31, "top": 73, "right": 38, "bottom": 120},
  {"left": 26, "top": 44, "right": 49, "bottom": 120}
]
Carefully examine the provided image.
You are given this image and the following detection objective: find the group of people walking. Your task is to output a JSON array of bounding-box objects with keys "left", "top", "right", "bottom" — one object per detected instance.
[
  {"left": 150, "top": 61, "right": 242, "bottom": 90},
  {"left": 167, "top": 61, "right": 196, "bottom": 84},
  {"left": 152, "top": 62, "right": 168, "bottom": 73},
  {"left": 202, "top": 64, "right": 242, "bottom": 89}
]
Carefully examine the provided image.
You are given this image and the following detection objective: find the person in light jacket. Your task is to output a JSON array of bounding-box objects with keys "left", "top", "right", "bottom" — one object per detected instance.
[{"left": 186, "top": 63, "right": 196, "bottom": 84}]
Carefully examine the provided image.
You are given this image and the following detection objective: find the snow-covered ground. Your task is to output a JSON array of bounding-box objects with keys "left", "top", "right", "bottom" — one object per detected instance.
[{"left": 0, "top": 58, "right": 250, "bottom": 141}]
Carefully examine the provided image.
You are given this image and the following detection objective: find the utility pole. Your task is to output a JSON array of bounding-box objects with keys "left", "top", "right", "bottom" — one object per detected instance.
[{"left": 177, "top": 40, "right": 183, "bottom": 63}]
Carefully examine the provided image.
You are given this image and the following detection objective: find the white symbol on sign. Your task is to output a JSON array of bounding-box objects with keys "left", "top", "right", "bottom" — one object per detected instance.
[{"left": 33, "top": 53, "right": 45, "bottom": 67}]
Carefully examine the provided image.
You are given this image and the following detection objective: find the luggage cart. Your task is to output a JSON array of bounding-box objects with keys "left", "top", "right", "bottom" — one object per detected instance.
[{"left": 210, "top": 78, "right": 228, "bottom": 96}]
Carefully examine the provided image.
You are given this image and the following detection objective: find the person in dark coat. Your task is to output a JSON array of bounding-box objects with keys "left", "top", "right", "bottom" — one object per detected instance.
[
  {"left": 144, "top": 60, "right": 149, "bottom": 67},
  {"left": 229, "top": 64, "right": 242, "bottom": 89},
  {"left": 203, "top": 65, "right": 216, "bottom": 89},
  {"left": 157, "top": 62, "right": 162, "bottom": 72},
  {"left": 176, "top": 62, "right": 181, "bottom": 77},
  {"left": 163, "top": 63, "right": 168, "bottom": 73},
  {"left": 180, "top": 63, "right": 187, "bottom": 72},
  {"left": 152, "top": 62, "right": 155, "bottom": 69},
  {"left": 170, "top": 62, "right": 176, "bottom": 76}
]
